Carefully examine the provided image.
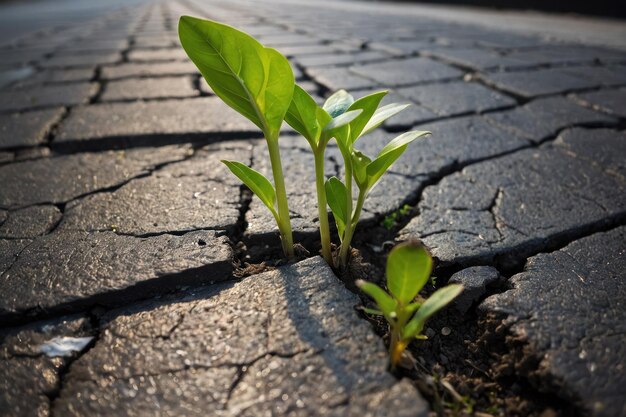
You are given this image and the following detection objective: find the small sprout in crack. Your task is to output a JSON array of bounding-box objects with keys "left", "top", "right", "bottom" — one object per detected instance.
[
  {"left": 179, "top": 16, "right": 296, "bottom": 258},
  {"left": 381, "top": 204, "right": 412, "bottom": 230},
  {"left": 357, "top": 241, "right": 463, "bottom": 370}
]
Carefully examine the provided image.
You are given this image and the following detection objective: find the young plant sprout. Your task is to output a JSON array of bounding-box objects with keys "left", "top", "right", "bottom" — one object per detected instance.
[
  {"left": 284, "top": 86, "right": 362, "bottom": 264},
  {"left": 321, "top": 90, "right": 430, "bottom": 268},
  {"left": 357, "top": 242, "right": 463, "bottom": 370},
  {"left": 179, "top": 16, "right": 296, "bottom": 258}
]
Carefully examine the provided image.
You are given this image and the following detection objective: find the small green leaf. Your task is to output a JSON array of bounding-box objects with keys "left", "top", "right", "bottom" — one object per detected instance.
[
  {"left": 323, "top": 90, "right": 354, "bottom": 118},
  {"left": 387, "top": 242, "right": 433, "bottom": 305},
  {"left": 361, "top": 307, "right": 384, "bottom": 316},
  {"left": 405, "top": 301, "right": 422, "bottom": 315},
  {"left": 362, "top": 103, "right": 411, "bottom": 136},
  {"left": 346, "top": 91, "right": 387, "bottom": 143},
  {"left": 365, "top": 130, "right": 430, "bottom": 190},
  {"left": 325, "top": 177, "right": 349, "bottom": 239},
  {"left": 285, "top": 84, "right": 322, "bottom": 143},
  {"left": 222, "top": 160, "right": 277, "bottom": 217},
  {"left": 351, "top": 150, "right": 371, "bottom": 190},
  {"left": 179, "top": 16, "right": 294, "bottom": 138},
  {"left": 356, "top": 280, "right": 398, "bottom": 320},
  {"left": 378, "top": 130, "right": 430, "bottom": 158},
  {"left": 402, "top": 284, "right": 463, "bottom": 339},
  {"left": 322, "top": 109, "right": 362, "bottom": 133}
]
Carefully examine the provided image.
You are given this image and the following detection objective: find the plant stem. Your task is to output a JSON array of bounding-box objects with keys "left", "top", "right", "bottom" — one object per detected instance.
[
  {"left": 339, "top": 185, "right": 366, "bottom": 268},
  {"left": 314, "top": 150, "right": 333, "bottom": 264},
  {"left": 338, "top": 156, "right": 354, "bottom": 268},
  {"left": 266, "top": 136, "right": 294, "bottom": 258},
  {"left": 389, "top": 327, "right": 406, "bottom": 371}
]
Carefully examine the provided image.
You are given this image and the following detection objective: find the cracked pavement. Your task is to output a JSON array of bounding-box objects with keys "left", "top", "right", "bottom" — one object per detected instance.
[{"left": 0, "top": 0, "right": 625, "bottom": 415}]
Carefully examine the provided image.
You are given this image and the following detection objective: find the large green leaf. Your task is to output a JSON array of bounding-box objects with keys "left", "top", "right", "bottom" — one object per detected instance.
[
  {"left": 346, "top": 91, "right": 387, "bottom": 143},
  {"left": 179, "top": 16, "right": 294, "bottom": 138},
  {"left": 323, "top": 89, "right": 354, "bottom": 118},
  {"left": 365, "top": 130, "right": 430, "bottom": 190},
  {"left": 402, "top": 284, "right": 463, "bottom": 339},
  {"left": 356, "top": 280, "right": 398, "bottom": 321},
  {"left": 325, "top": 176, "right": 349, "bottom": 239},
  {"left": 221, "top": 160, "right": 277, "bottom": 218},
  {"left": 361, "top": 103, "right": 411, "bottom": 136},
  {"left": 285, "top": 84, "right": 321, "bottom": 144},
  {"left": 386, "top": 242, "right": 433, "bottom": 305}
]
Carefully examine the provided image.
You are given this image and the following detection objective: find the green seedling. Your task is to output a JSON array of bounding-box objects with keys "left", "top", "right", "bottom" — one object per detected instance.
[
  {"left": 357, "top": 242, "right": 463, "bottom": 370},
  {"left": 322, "top": 91, "right": 430, "bottom": 268},
  {"left": 284, "top": 86, "right": 362, "bottom": 264},
  {"left": 382, "top": 204, "right": 412, "bottom": 230},
  {"left": 179, "top": 16, "right": 296, "bottom": 258}
]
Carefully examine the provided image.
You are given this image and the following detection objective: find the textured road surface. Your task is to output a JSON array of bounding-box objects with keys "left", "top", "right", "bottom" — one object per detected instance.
[{"left": 0, "top": 0, "right": 625, "bottom": 416}]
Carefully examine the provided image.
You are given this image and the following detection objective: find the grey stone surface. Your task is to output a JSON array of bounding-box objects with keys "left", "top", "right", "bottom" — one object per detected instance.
[
  {"left": 296, "top": 51, "right": 390, "bottom": 68},
  {"left": 449, "top": 266, "right": 500, "bottom": 314},
  {"left": 60, "top": 143, "right": 248, "bottom": 235},
  {"left": 40, "top": 53, "right": 121, "bottom": 69},
  {"left": 16, "top": 68, "right": 95, "bottom": 86},
  {"left": 0, "top": 205, "right": 62, "bottom": 239},
  {"left": 0, "top": 145, "right": 191, "bottom": 208},
  {"left": 506, "top": 45, "right": 626, "bottom": 67},
  {"left": 564, "top": 65, "right": 626, "bottom": 88},
  {"left": 481, "top": 227, "right": 626, "bottom": 417},
  {"left": 101, "top": 61, "right": 199, "bottom": 80},
  {"left": 572, "top": 88, "right": 626, "bottom": 118},
  {"left": 54, "top": 257, "right": 428, "bottom": 417},
  {"left": 485, "top": 96, "right": 616, "bottom": 142},
  {"left": 351, "top": 57, "right": 464, "bottom": 87},
  {"left": 306, "top": 67, "right": 376, "bottom": 91},
  {"left": 0, "top": 315, "right": 93, "bottom": 416},
  {"left": 0, "top": 230, "right": 233, "bottom": 318},
  {"left": 478, "top": 68, "right": 598, "bottom": 98},
  {"left": 0, "top": 238, "right": 31, "bottom": 277},
  {"left": 55, "top": 97, "right": 258, "bottom": 149},
  {"left": 0, "top": 83, "right": 97, "bottom": 113},
  {"left": 399, "top": 128, "right": 626, "bottom": 267},
  {"left": 554, "top": 128, "right": 626, "bottom": 180},
  {"left": 423, "top": 47, "right": 532, "bottom": 71},
  {"left": 0, "top": 107, "right": 64, "bottom": 149},
  {"left": 397, "top": 81, "right": 516, "bottom": 117},
  {"left": 100, "top": 76, "right": 198, "bottom": 101},
  {"left": 127, "top": 48, "right": 189, "bottom": 62}
]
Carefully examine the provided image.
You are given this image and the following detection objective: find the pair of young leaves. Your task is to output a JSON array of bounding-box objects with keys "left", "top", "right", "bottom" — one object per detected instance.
[{"left": 357, "top": 242, "right": 463, "bottom": 365}]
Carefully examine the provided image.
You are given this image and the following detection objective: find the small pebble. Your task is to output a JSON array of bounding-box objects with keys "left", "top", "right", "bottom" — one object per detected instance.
[{"left": 441, "top": 327, "right": 451, "bottom": 336}]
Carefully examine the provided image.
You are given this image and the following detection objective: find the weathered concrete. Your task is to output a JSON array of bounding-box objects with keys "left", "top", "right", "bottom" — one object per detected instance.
[
  {"left": 484, "top": 96, "right": 616, "bottom": 142},
  {"left": 0, "top": 205, "right": 62, "bottom": 239},
  {"left": 100, "top": 76, "right": 198, "bottom": 101},
  {"left": 53, "top": 257, "right": 429, "bottom": 417},
  {"left": 0, "top": 107, "right": 64, "bottom": 149},
  {"left": 481, "top": 227, "right": 626, "bottom": 417},
  {"left": 0, "top": 145, "right": 192, "bottom": 209},
  {"left": 351, "top": 57, "right": 464, "bottom": 87},
  {"left": 55, "top": 98, "right": 258, "bottom": 150},
  {"left": 0, "top": 83, "right": 97, "bottom": 113},
  {"left": 0, "top": 230, "right": 233, "bottom": 320},
  {"left": 59, "top": 143, "right": 248, "bottom": 235},
  {"left": 399, "top": 128, "right": 626, "bottom": 267}
]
